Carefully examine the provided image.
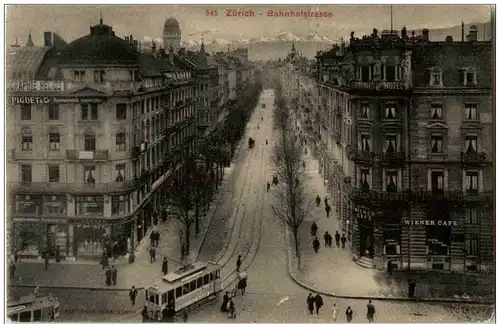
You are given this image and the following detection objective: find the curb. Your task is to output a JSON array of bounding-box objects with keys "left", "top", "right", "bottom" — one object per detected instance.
[
  {"left": 283, "top": 220, "right": 493, "bottom": 306},
  {"left": 8, "top": 284, "right": 145, "bottom": 291}
]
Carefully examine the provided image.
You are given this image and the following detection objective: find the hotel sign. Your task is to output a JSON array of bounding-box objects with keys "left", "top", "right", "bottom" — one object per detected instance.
[
  {"left": 403, "top": 220, "right": 458, "bottom": 227},
  {"left": 7, "top": 80, "right": 65, "bottom": 92},
  {"left": 349, "top": 81, "right": 407, "bottom": 90}
]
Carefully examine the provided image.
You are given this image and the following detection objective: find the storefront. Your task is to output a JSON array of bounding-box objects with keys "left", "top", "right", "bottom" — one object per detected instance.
[
  {"left": 354, "top": 206, "right": 375, "bottom": 258},
  {"left": 73, "top": 219, "right": 109, "bottom": 260},
  {"left": 75, "top": 195, "right": 104, "bottom": 216}
]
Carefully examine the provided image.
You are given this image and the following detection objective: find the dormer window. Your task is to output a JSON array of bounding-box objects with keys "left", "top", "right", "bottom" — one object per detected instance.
[
  {"left": 461, "top": 68, "right": 477, "bottom": 86},
  {"left": 428, "top": 68, "right": 443, "bottom": 86},
  {"left": 430, "top": 103, "right": 443, "bottom": 120},
  {"left": 73, "top": 70, "right": 86, "bottom": 82}
]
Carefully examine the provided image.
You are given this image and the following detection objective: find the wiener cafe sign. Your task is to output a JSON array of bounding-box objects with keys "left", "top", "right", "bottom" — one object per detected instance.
[
  {"left": 10, "top": 96, "right": 102, "bottom": 104},
  {"left": 403, "top": 220, "right": 458, "bottom": 227}
]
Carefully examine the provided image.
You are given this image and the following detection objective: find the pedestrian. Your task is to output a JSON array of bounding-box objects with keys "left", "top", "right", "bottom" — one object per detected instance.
[
  {"left": 220, "top": 292, "right": 229, "bottom": 312},
  {"left": 314, "top": 293, "right": 323, "bottom": 316},
  {"left": 155, "top": 231, "right": 161, "bottom": 247},
  {"left": 335, "top": 231, "right": 341, "bottom": 248},
  {"left": 150, "top": 231, "right": 155, "bottom": 248},
  {"left": 228, "top": 298, "right": 236, "bottom": 318},
  {"left": 315, "top": 195, "right": 321, "bottom": 207},
  {"left": 387, "top": 260, "right": 393, "bottom": 276},
  {"left": 306, "top": 293, "right": 314, "bottom": 315},
  {"left": 129, "top": 286, "right": 138, "bottom": 306},
  {"left": 141, "top": 306, "right": 148, "bottom": 322},
  {"left": 55, "top": 246, "right": 61, "bottom": 262},
  {"left": 341, "top": 234, "right": 347, "bottom": 249},
  {"left": 238, "top": 276, "right": 247, "bottom": 295},
  {"left": 236, "top": 255, "right": 242, "bottom": 272},
  {"left": 328, "top": 233, "right": 333, "bottom": 247},
  {"left": 111, "top": 265, "right": 118, "bottom": 286},
  {"left": 182, "top": 309, "right": 188, "bottom": 322},
  {"left": 162, "top": 257, "right": 169, "bottom": 275},
  {"left": 408, "top": 279, "right": 416, "bottom": 299},
  {"left": 44, "top": 254, "right": 49, "bottom": 270},
  {"left": 324, "top": 196, "right": 328, "bottom": 206},
  {"left": 105, "top": 267, "right": 112, "bottom": 286},
  {"left": 266, "top": 139, "right": 268, "bottom": 145},
  {"left": 267, "top": 182, "right": 270, "bottom": 192},
  {"left": 9, "top": 262, "right": 16, "bottom": 280},
  {"left": 101, "top": 252, "right": 109, "bottom": 270},
  {"left": 150, "top": 246, "right": 156, "bottom": 263},
  {"left": 366, "top": 300, "right": 375, "bottom": 322},
  {"left": 323, "top": 231, "right": 330, "bottom": 247},
  {"left": 345, "top": 306, "right": 353, "bottom": 323},
  {"left": 325, "top": 204, "right": 331, "bottom": 218},
  {"left": 310, "top": 221, "right": 318, "bottom": 236},
  {"left": 313, "top": 237, "right": 320, "bottom": 253},
  {"left": 331, "top": 303, "right": 338, "bottom": 322}
]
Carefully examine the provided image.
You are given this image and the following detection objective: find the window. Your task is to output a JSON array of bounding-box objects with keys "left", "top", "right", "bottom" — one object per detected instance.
[
  {"left": 21, "top": 165, "right": 32, "bottom": 183},
  {"left": 430, "top": 135, "right": 444, "bottom": 153},
  {"left": 462, "top": 68, "right": 477, "bottom": 86},
  {"left": 385, "top": 65, "right": 396, "bottom": 81},
  {"left": 167, "top": 290, "right": 174, "bottom": 304},
  {"left": 49, "top": 132, "right": 60, "bottom": 151},
  {"left": 116, "top": 132, "right": 126, "bottom": 151},
  {"left": 94, "top": 70, "right": 105, "bottom": 82},
  {"left": 465, "top": 208, "right": 479, "bottom": 225},
  {"left": 360, "top": 134, "right": 370, "bottom": 152},
  {"left": 182, "top": 283, "right": 190, "bottom": 294},
  {"left": 386, "top": 170, "right": 398, "bottom": 192},
  {"left": 360, "top": 169, "right": 370, "bottom": 191},
  {"left": 465, "top": 234, "right": 479, "bottom": 256},
  {"left": 430, "top": 171, "right": 444, "bottom": 193},
  {"left": 73, "top": 70, "right": 86, "bottom": 82},
  {"left": 33, "top": 309, "right": 42, "bottom": 321},
  {"left": 203, "top": 274, "right": 210, "bottom": 285},
  {"left": 430, "top": 70, "right": 442, "bottom": 86},
  {"left": 384, "top": 103, "right": 397, "bottom": 119},
  {"left": 464, "top": 103, "right": 478, "bottom": 120},
  {"left": 84, "top": 166, "right": 96, "bottom": 184},
  {"left": 48, "top": 104, "right": 59, "bottom": 120},
  {"left": 49, "top": 165, "right": 59, "bottom": 182},
  {"left": 19, "top": 311, "right": 32, "bottom": 322},
  {"left": 81, "top": 103, "right": 98, "bottom": 120},
  {"left": 465, "top": 136, "right": 477, "bottom": 153},
  {"left": 116, "top": 164, "right": 125, "bottom": 182},
  {"left": 21, "top": 130, "right": 33, "bottom": 151},
  {"left": 111, "top": 195, "right": 128, "bottom": 215},
  {"left": 116, "top": 103, "right": 127, "bottom": 120},
  {"left": 360, "top": 103, "right": 370, "bottom": 118},
  {"left": 84, "top": 134, "right": 96, "bottom": 151},
  {"left": 426, "top": 224, "right": 450, "bottom": 256},
  {"left": 465, "top": 171, "right": 479, "bottom": 193},
  {"left": 175, "top": 286, "right": 183, "bottom": 298},
  {"left": 197, "top": 277, "right": 203, "bottom": 288},
  {"left": 384, "top": 134, "right": 397, "bottom": 153},
  {"left": 430, "top": 103, "right": 443, "bottom": 119},
  {"left": 361, "top": 66, "right": 370, "bottom": 82},
  {"left": 21, "top": 104, "right": 32, "bottom": 120}
]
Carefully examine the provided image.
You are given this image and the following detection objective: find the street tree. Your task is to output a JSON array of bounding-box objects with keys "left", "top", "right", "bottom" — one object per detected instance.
[{"left": 271, "top": 97, "right": 313, "bottom": 269}]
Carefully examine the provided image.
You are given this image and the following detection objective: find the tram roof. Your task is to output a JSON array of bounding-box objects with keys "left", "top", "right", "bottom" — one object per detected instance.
[
  {"left": 7, "top": 295, "right": 58, "bottom": 312},
  {"left": 147, "top": 261, "right": 219, "bottom": 292}
]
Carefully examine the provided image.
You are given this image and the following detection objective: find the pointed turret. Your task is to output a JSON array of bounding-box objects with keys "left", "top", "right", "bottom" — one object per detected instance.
[
  {"left": 11, "top": 37, "right": 20, "bottom": 48},
  {"left": 26, "top": 31, "right": 34, "bottom": 47},
  {"left": 199, "top": 38, "right": 208, "bottom": 68}
]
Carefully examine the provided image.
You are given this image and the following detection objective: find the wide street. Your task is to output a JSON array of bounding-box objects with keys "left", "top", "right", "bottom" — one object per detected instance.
[{"left": 114, "top": 89, "right": 472, "bottom": 323}]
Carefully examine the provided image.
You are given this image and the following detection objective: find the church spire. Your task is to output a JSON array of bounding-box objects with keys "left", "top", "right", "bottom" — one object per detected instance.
[
  {"left": 26, "top": 31, "right": 34, "bottom": 47},
  {"left": 100, "top": 7, "right": 103, "bottom": 24},
  {"left": 199, "top": 37, "right": 207, "bottom": 67},
  {"left": 200, "top": 37, "right": 206, "bottom": 56}
]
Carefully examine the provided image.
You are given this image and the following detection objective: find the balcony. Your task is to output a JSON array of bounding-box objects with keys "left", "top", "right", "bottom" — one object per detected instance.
[
  {"left": 347, "top": 80, "right": 409, "bottom": 91},
  {"left": 461, "top": 151, "right": 487, "bottom": 166},
  {"left": 348, "top": 149, "right": 375, "bottom": 163},
  {"left": 381, "top": 151, "right": 406, "bottom": 166},
  {"left": 351, "top": 188, "right": 410, "bottom": 204},
  {"left": 8, "top": 180, "right": 139, "bottom": 194},
  {"left": 66, "top": 150, "right": 109, "bottom": 161},
  {"left": 132, "top": 146, "right": 141, "bottom": 159},
  {"left": 411, "top": 190, "right": 464, "bottom": 204}
]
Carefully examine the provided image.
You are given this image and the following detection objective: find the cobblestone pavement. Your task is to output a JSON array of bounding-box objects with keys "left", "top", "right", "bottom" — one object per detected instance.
[{"left": 293, "top": 151, "right": 494, "bottom": 303}]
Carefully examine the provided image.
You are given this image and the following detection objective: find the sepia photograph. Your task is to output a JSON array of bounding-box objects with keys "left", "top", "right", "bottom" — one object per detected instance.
[{"left": 4, "top": 3, "right": 495, "bottom": 322}]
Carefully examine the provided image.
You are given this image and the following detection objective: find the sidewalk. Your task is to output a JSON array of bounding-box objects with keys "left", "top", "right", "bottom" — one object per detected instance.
[
  {"left": 11, "top": 162, "right": 238, "bottom": 291},
  {"left": 286, "top": 149, "right": 494, "bottom": 304}
]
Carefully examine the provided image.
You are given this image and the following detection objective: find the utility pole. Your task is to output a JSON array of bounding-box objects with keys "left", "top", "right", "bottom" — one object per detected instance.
[{"left": 390, "top": 5, "right": 394, "bottom": 31}]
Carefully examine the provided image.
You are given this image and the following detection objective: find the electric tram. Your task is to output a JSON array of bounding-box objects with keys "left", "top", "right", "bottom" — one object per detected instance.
[{"left": 7, "top": 294, "right": 60, "bottom": 322}]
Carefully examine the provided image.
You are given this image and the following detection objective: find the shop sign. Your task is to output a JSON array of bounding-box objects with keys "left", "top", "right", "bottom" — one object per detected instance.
[
  {"left": 349, "top": 81, "right": 406, "bottom": 90},
  {"left": 13, "top": 217, "right": 67, "bottom": 223},
  {"left": 10, "top": 96, "right": 103, "bottom": 105},
  {"left": 43, "top": 195, "right": 67, "bottom": 203},
  {"left": 76, "top": 196, "right": 104, "bottom": 202},
  {"left": 403, "top": 220, "right": 458, "bottom": 226},
  {"left": 7, "top": 80, "right": 65, "bottom": 92}
]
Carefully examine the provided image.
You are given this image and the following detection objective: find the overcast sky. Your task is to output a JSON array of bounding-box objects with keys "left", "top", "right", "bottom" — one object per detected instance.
[{"left": 5, "top": 5, "right": 491, "bottom": 45}]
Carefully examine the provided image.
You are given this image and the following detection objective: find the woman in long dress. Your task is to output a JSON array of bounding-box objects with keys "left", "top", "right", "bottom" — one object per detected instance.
[{"left": 331, "top": 303, "right": 338, "bottom": 322}]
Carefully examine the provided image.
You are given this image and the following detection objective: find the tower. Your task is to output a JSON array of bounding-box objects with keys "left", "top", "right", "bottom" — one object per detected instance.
[
  {"left": 26, "top": 31, "right": 34, "bottom": 47},
  {"left": 163, "top": 17, "right": 181, "bottom": 53}
]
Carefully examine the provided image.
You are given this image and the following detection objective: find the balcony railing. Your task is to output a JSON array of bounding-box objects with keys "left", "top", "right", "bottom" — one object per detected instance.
[
  {"left": 350, "top": 189, "right": 490, "bottom": 204},
  {"left": 66, "top": 150, "right": 109, "bottom": 161},
  {"left": 381, "top": 151, "right": 406, "bottom": 165},
  {"left": 8, "top": 180, "right": 138, "bottom": 194},
  {"left": 348, "top": 150, "right": 375, "bottom": 162},
  {"left": 351, "top": 188, "right": 410, "bottom": 203},
  {"left": 461, "top": 151, "right": 487, "bottom": 165}
]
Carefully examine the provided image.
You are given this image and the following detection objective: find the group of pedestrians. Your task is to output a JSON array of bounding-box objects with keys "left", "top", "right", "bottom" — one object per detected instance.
[
  {"left": 104, "top": 265, "right": 118, "bottom": 286},
  {"left": 150, "top": 230, "right": 161, "bottom": 248},
  {"left": 306, "top": 294, "right": 376, "bottom": 322},
  {"left": 311, "top": 222, "right": 347, "bottom": 253},
  {"left": 220, "top": 292, "right": 236, "bottom": 318}
]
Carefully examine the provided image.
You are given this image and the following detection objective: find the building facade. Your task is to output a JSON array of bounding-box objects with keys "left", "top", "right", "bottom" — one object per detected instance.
[{"left": 312, "top": 25, "right": 493, "bottom": 273}]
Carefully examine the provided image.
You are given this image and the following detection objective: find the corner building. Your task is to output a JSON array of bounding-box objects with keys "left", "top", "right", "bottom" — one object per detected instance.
[
  {"left": 316, "top": 26, "right": 493, "bottom": 273},
  {"left": 7, "top": 19, "right": 199, "bottom": 261}
]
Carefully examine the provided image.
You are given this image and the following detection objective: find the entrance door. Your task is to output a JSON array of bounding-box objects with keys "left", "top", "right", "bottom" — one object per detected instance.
[{"left": 359, "top": 221, "right": 374, "bottom": 258}]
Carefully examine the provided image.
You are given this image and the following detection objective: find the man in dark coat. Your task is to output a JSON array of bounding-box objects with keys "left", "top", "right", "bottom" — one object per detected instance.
[
  {"left": 141, "top": 306, "right": 149, "bottom": 322},
  {"left": 323, "top": 232, "right": 330, "bottom": 247},
  {"left": 150, "top": 246, "right": 156, "bottom": 263},
  {"left": 366, "top": 300, "right": 375, "bottom": 322},
  {"left": 408, "top": 279, "right": 416, "bottom": 299},
  {"left": 129, "top": 286, "right": 138, "bottom": 306},
  {"left": 162, "top": 257, "right": 169, "bottom": 275},
  {"left": 306, "top": 293, "right": 314, "bottom": 315},
  {"left": 324, "top": 197, "right": 328, "bottom": 206},
  {"left": 155, "top": 231, "right": 161, "bottom": 247},
  {"left": 314, "top": 293, "right": 323, "bottom": 315},
  {"left": 105, "top": 267, "right": 112, "bottom": 286},
  {"left": 335, "top": 231, "right": 341, "bottom": 248},
  {"left": 220, "top": 292, "right": 229, "bottom": 312},
  {"left": 236, "top": 255, "right": 242, "bottom": 272},
  {"left": 311, "top": 222, "right": 318, "bottom": 236},
  {"left": 238, "top": 277, "right": 247, "bottom": 295},
  {"left": 341, "top": 234, "right": 347, "bottom": 249},
  {"left": 313, "top": 237, "right": 320, "bottom": 253},
  {"left": 150, "top": 231, "right": 155, "bottom": 248},
  {"left": 345, "top": 306, "right": 353, "bottom": 323},
  {"left": 267, "top": 182, "right": 270, "bottom": 192},
  {"left": 111, "top": 265, "right": 118, "bottom": 286},
  {"left": 315, "top": 195, "right": 321, "bottom": 207},
  {"left": 327, "top": 232, "right": 333, "bottom": 247},
  {"left": 9, "top": 262, "right": 16, "bottom": 280},
  {"left": 325, "top": 204, "right": 331, "bottom": 218}
]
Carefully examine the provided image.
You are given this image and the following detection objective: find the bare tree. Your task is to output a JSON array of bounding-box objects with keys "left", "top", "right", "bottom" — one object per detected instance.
[{"left": 271, "top": 97, "right": 313, "bottom": 269}]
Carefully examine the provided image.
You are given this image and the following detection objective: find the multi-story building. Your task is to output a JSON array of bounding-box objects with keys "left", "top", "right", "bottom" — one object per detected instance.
[
  {"left": 311, "top": 25, "right": 493, "bottom": 273},
  {"left": 6, "top": 17, "right": 200, "bottom": 261}
]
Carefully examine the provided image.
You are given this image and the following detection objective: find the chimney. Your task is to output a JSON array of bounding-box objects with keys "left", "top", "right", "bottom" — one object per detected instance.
[
  {"left": 132, "top": 40, "right": 139, "bottom": 52},
  {"left": 44, "top": 31, "right": 52, "bottom": 47},
  {"left": 445, "top": 36, "right": 453, "bottom": 43},
  {"left": 469, "top": 25, "right": 478, "bottom": 42},
  {"left": 422, "top": 29, "right": 429, "bottom": 41},
  {"left": 169, "top": 46, "right": 174, "bottom": 66},
  {"left": 129, "top": 34, "right": 134, "bottom": 44},
  {"left": 461, "top": 21, "right": 465, "bottom": 42}
]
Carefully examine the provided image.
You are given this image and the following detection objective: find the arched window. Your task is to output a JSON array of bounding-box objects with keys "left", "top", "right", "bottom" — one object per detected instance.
[
  {"left": 48, "top": 127, "right": 60, "bottom": 151},
  {"left": 84, "top": 128, "right": 96, "bottom": 151},
  {"left": 21, "top": 127, "right": 33, "bottom": 151}
]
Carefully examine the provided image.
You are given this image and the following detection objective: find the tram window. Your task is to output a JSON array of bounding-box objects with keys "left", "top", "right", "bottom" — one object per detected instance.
[
  {"left": 215, "top": 270, "right": 220, "bottom": 279},
  {"left": 149, "top": 293, "right": 155, "bottom": 303},
  {"left": 145, "top": 291, "right": 149, "bottom": 301},
  {"left": 8, "top": 314, "right": 17, "bottom": 321},
  {"left": 155, "top": 294, "right": 159, "bottom": 305},
  {"left": 197, "top": 277, "right": 203, "bottom": 288},
  {"left": 209, "top": 272, "right": 214, "bottom": 281},
  {"left": 176, "top": 286, "right": 183, "bottom": 298},
  {"left": 168, "top": 290, "right": 174, "bottom": 302},
  {"left": 33, "top": 309, "right": 42, "bottom": 321},
  {"left": 190, "top": 280, "right": 196, "bottom": 291},
  {"left": 19, "top": 311, "right": 32, "bottom": 322},
  {"left": 183, "top": 283, "right": 190, "bottom": 294},
  {"left": 161, "top": 293, "right": 168, "bottom": 305},
  {"left": 203, "top": 274, "right": 210, "bottom": 285}
]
